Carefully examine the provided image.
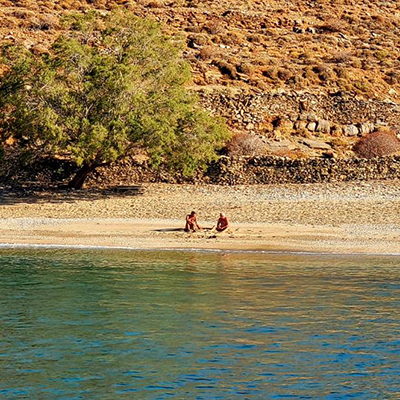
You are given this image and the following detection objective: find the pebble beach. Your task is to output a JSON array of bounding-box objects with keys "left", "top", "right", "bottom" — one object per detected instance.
[{"left": 1, "top": 181, "right": 400, "bottom": 254}]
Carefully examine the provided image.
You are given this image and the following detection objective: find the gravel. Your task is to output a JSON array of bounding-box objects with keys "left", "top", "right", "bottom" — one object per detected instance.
[{"left": 1, "top": 180, "right": 400, "bottom": 228}]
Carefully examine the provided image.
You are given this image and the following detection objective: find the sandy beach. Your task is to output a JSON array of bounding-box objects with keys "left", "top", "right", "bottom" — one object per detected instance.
[{"left": 1, "top": 181, "right": 400, "bottom": 255}]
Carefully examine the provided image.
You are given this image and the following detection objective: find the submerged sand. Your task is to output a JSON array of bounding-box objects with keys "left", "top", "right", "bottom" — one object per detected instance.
[{"left": 1, "top": 181, "right": 400, "bottom": 255}]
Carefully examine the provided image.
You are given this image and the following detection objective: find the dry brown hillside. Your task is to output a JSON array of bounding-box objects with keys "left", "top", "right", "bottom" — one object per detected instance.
[{"left": 1, "top": 0, "right": 400, "bottom": 158}]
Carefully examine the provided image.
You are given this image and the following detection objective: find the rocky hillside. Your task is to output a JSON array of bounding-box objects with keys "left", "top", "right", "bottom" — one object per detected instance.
[{"left": 1, "top": 0, "right": 400, "bottom": 159}]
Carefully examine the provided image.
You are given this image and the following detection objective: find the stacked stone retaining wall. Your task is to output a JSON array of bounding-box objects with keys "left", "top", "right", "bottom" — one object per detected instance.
[
  {"left": 86, "top": 155, "right": 400, "bottom": 187},
  {"left": 3, "top": 154, "right": 400, "bottom": 187},
  {"left": 206, "top": 156, "right": 400, "bottom": 185}
]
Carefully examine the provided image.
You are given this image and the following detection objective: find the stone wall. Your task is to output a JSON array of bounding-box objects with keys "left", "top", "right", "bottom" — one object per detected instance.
[
  {"left": 206, "top": 155, "right": 400, "bottom": 185},
  {"left": 86, "top": 155, "right": 400, "bottom": 187},
  {"left": 200, "top": 89, "right": 400, "bottom": 136},
  {"left": 4, "top": 152, "right": 400, "bottom": 188}
]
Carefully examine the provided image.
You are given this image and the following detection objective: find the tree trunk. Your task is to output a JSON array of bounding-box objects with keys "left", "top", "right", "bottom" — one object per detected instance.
[{"left": 67, "top": 163, "right": 97, "bottom": 189}]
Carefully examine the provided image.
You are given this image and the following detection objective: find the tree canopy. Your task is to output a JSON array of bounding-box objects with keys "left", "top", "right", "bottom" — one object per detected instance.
[{"left": 0, "top": 10, "right": 229, "bottom": 188}]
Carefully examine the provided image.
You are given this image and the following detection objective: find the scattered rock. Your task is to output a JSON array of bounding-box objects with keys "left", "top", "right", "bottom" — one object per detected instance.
[
  {"left": 316, "top": 119, "right": 331, "bottom": 133},
  {"left": 306, "top": 122, "right": 317, "bottom": 131},
  {"left": 246, "top": 122, "right": 255, "bottom": 130},
  {"left": 344, "top": 125, "right": 359, "bottom": 136},
  {"left": 294, "top": 120, "right": 308, "bottom": 130},
  {"left": 302, "top": 138, "right": 332, "bottom": 150},
  {"left": 358, "top": 122, "right": 375, "bottom": 135}
]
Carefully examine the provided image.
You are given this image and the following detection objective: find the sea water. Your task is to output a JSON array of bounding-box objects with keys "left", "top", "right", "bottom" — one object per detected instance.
[{"left": 0, "top": 249, "right": 400, "bottom": 399}]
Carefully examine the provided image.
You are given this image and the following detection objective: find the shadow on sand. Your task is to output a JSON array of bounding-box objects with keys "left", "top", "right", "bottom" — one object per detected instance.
[
  {"left": 0, "top": 185, "right": 144, "bottom": 206},
  {"left": 153, "top": 228, "right": 186, "bottom": 232},
  {"left": 153, "top": 227, "right": 214, "bottom": 233}
]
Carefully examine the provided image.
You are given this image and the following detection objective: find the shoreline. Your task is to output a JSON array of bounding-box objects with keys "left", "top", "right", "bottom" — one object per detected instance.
[
  {"left": 1, "top": 181, "right": 400, "bottom": 256},
  {"left": 0, "top": 217, "right": 400, "bottom": 256},
  {"left": 2, "top": 241, "right": 400, "bottom": 258}
]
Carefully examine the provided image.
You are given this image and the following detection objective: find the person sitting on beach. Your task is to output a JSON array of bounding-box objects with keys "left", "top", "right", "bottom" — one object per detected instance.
[
  {"left": 185, "top": 211, "right": 201, "bottom": 232},
  {"left": 216, "top": 213, "right": 229, "bottom": 232}
]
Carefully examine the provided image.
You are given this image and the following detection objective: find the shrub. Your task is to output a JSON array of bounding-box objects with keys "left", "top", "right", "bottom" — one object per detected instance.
[
  {"left": 214, "top": 60, "right": 237, "bottom": 79},
  {"left": 226, "top": 133, "right": 267, "bottom": 156},
  {"left": 385, "top": 70, "right": 400, "bottom": 85},
  {"left": 198, "top": 45, "right": 219, "bottom": 61},
  {"left": 262, "top": 67, "right": 278, "bottom": 80},
  {"left": 353, "top": 129, "right": 400, "bottom": 158},
  {"left": 319, "top": 18, "right": 348, "bottom": 33},
  {"left": 236, "top": 62, "right": 254, "bottom": 75},
  {"left": 329, "top": 51, "right": 351, "bottom": 64},
  {"left": 203, "top": 20, "right": 223, "bottom": 35}
]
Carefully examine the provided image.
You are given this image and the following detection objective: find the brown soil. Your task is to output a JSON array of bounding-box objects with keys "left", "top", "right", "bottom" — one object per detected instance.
[{"left": 1, "top": 0, "right": 399, "bottom": 99}]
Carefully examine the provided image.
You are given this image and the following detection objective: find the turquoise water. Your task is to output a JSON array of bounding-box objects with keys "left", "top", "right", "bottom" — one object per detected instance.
[{"left": 1, "top": 250, "right": 400, "bottom": 399}]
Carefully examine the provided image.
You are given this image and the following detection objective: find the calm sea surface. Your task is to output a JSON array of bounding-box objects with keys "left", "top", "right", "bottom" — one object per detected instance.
[{"left": 1, "top": 249, "right": 400, "bottom": 399}]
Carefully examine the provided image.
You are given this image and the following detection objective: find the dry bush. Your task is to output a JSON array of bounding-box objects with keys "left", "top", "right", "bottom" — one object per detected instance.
[
  {"left": 236, "top": 62, "right": 255, "bottom": 76},
  {"left": 198, "top": 45, "right": 219, "bottom": 61},
  {"left": 226, "top": 133, "right": 267, "bottom": 156},
  {"left": 353, "top": 129, "right": 400, "bottom": 158},
  {"left": 277, "top": 67, "right": 293, "bottom": 82},
  {"left": 262, "top": 67, "right": 278, "bottom": 80},
  {"left": 319, "top": 18, "right": 348, "bottom": 33},
  {"left": 385, "top": 70, "right": 400, "bottom": 85},
  {"left": 29, "top": 14, "right": 59, "bottom": 30},
  {"left": 214, "top": 60, "right": 237, "bottom": 79},
  {"left": 203, "top": 19, "right": 224, "bottom": 35},
  {"left": 329, "top": 51, "right": 352, "bottom": 64}
]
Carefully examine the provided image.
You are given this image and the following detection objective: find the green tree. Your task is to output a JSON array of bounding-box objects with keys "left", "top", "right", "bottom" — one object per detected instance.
[{"left": 0, "top": 10, "right": 229, "bottom": 188}]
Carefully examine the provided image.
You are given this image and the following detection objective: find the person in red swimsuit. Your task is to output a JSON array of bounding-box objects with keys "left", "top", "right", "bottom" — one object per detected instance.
[
  {"left": 216, "top": 213, "right": 229, "bottom": 232},
  {"left": 185, "top": 211, "right": 201, "bottom": 232}
]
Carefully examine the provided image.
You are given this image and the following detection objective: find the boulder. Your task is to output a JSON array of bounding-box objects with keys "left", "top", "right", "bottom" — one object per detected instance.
[
  {"left": 306, "top": 122, "right": 317, "bottom": 131},
  {"left": 344, "top": 125, "right": 359, "bottom": 136},
  {"left": 294, "top": 120, "right": 308, "bottom": 130},
  {"left": 358, "top": 122, "right": 375, "bottom": 135},
  {"left": 316, "top": 119, "right": 331, "bottom": 133}
]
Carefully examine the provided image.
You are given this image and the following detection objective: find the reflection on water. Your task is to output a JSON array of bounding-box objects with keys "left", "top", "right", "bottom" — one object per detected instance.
[{"left": 1, "top": 250, "right": 400, "bottom": 398}]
